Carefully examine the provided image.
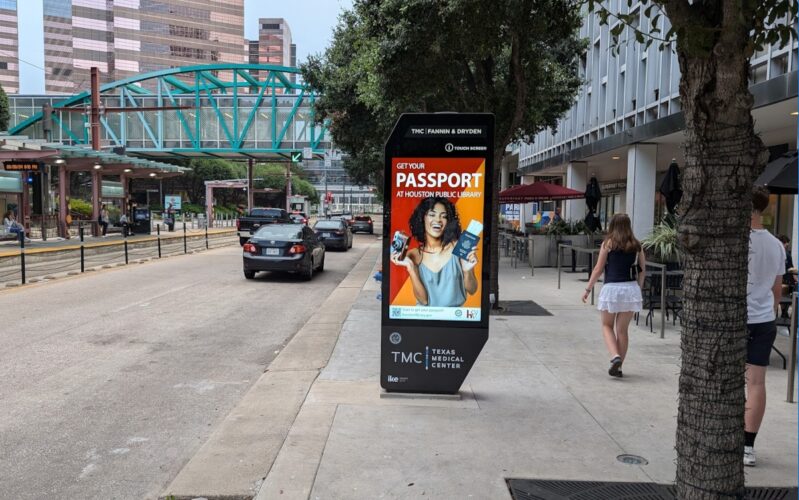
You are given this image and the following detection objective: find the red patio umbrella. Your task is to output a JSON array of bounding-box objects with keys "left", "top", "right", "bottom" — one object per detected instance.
[{"left": 499, "top": 182, "right": 585, "bottom": 203}]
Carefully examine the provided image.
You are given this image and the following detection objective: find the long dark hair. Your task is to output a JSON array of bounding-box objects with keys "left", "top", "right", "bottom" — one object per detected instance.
[
  {"left": 409, "top": 196, "right": 461, "bottom": 246},
  {"left": 604, "top": 213, "right": 641, "bottom": 253}
]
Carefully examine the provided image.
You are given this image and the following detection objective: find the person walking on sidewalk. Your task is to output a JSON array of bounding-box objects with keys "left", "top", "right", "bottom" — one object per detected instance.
[
  {"left": 99, "top": 204, "right": 109, "bottom": 237},
  {"left": 743, "top": 187, "right": 786, "bottom": 467},
  {"left": 582, "top": 213, "right": 645, "bottom": 378}
]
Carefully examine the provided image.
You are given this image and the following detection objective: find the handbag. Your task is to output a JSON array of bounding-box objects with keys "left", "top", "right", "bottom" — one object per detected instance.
[{"left": 630, "top": 252, "right": 641, "bottom": 281}]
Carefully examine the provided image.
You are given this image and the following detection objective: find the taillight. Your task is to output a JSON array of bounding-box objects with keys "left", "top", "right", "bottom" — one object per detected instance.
[
  {"left": 368, "top": 220, "right": 373, "bottom": 224},
  {"left": 289, "top": 244, "right": 306, "bottom": 254},
  {"left": 236, "top": 219, "right": 240, "bottom": 230},
  {"left": 243, "top": 243, "right": 256, "bottom": 253}
]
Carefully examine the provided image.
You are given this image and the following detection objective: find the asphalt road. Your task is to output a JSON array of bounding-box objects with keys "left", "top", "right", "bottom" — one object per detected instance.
[{"left": 0, "top": 232, "right": 377, "bottom": 499}]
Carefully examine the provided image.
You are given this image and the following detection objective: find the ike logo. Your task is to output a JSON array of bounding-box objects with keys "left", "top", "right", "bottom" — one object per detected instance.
[{"left": 387, "top": 375, "right": 399, "bottom": 383}]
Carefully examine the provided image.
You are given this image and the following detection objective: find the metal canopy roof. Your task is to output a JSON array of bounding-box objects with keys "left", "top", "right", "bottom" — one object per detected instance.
[{"left": 0, "top": 135, "right": 187, "bottom": 177}]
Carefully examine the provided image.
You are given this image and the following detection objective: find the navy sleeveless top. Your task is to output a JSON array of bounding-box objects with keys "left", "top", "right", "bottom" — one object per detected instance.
[{"left": 605, "top": 249, "right": 637, "bottom": 283}]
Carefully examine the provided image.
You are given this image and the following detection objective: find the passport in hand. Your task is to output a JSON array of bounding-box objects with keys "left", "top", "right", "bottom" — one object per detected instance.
[{"left": 453, "top": 220, "right": 483, "bottom": 260}]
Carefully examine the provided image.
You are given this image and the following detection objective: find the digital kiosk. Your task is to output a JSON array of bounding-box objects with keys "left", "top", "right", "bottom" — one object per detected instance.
[{"left": 381, "top": 113, "right": 494, "bottom": 394}]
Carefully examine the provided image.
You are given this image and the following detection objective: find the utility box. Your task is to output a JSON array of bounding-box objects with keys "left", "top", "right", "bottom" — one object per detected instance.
[{"left": 131, "top": 208, "right": 151, "bottom": 234}]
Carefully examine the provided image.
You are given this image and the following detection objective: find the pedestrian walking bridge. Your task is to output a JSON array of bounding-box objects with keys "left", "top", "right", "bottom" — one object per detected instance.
[{"left": 8, "top": 64, "right": 331, "bottom": 160}]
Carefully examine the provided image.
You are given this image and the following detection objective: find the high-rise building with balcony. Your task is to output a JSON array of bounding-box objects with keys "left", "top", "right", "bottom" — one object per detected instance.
[{"left": 0, "top": 0, "right": 19, "bottom": 93}]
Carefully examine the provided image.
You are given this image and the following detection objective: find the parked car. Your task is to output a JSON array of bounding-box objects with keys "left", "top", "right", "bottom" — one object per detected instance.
[
  {"left": 351, "top": 215, "right": 374, "bottom": 234},
  {"left": 237, "top": 207, "right": 292, "bottom": 245},
  {"left": 340, "top": 213, "right": 354, "bottom": 226},
  {"left": 313, "top": 219, "right": 352, "bottom": 250},
  {"left": 242, "top": 224, "right": 325, "bottom": 280},
  {"left": 289, "top": 212, "right": 308, "bottom": 226}
]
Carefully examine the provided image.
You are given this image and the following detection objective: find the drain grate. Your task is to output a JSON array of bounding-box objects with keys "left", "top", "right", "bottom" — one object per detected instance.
[
  {"left": 493, "top": 300, "right": 552, "bottom": 317},
  {"left": 506, "top": 479, "right": 798, "bottom": 500},
  {"left": 617, "top": 454, "right": 648, "bottom": 465}
]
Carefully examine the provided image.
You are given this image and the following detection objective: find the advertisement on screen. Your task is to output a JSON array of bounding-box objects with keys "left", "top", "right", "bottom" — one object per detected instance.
[
  {"left": 381, "top": 113, "right": 494, "bottom": 394},
  {"left": 388, "top": 157, "right": 486, "bottom": 322}
]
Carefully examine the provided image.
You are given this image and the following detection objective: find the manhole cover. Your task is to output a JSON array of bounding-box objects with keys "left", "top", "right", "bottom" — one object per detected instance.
[
  {"left": 617, "top": 454, "right": 648, "bottom": 465},
  {"left": 493, "top": 300, "right": 552, "bottom": 316}
]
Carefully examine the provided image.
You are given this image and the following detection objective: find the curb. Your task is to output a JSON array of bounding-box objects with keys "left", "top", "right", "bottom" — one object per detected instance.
[{"left": 160, "top": 242, "right": 381, "bottom": 500}]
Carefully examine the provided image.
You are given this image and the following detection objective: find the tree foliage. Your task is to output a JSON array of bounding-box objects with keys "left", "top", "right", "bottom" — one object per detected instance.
[
  {"left": 302, "top": 0, "right": 586, "bottom": 189},
  {"left": 0, "top": 84, "right": 9, "bottom": 132},
  {"left": 303, "top": 0, "right": 586, "bottom": 302}
]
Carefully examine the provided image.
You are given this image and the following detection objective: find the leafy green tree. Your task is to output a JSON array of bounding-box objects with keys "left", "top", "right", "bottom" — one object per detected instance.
[
  {"left": 589, "top": 1, "right": 797, "bottom": 497},
  {"left": 180, "top": 158, "right": 241, "bottom": 204},
  {"left": 253, "top": 163, "right": 318, "bottom": 203},
  {"left": 0, "top": 85, "right": 8, "bottom": 131},
  {"left": 303, "top": 0, "right": 585, "bottom": 303}
]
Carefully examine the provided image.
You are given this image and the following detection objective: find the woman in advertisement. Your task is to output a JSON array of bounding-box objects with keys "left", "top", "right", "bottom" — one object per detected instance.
[{"left": 390, "top": 196, "right": 478, "bottom": 307}]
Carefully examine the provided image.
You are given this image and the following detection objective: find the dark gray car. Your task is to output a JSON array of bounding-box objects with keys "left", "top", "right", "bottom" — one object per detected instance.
[{"left": 242, "top": 224, "right": 325, "bottom": 280}]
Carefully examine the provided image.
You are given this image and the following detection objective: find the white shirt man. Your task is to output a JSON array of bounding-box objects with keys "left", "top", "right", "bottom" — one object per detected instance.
[{"left": 743, "top": 186, "right": 785, "bottom": 467}]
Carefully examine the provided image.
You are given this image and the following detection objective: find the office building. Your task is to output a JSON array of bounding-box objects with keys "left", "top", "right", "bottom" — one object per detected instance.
[
  {"left": 247, "top": 18, "right": 296, "bottom": 86},
  {"left": 1, "top": 0, "right": 246, "bottom": 95},
  {"left": 0, "top": 0, "right": 18, "bottom": 93},
  {"left": 513, "top": 6, "right": 797, "bottom": 244}
]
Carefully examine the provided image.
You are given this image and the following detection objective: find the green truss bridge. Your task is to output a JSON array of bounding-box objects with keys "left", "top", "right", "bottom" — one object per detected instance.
[{"left": 8, "top": 64, "right": 331, "bottom": 160}]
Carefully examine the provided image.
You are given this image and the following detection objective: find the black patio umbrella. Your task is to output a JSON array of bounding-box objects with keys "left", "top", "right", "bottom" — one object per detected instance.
[
  {"left": 659, "top": 159, "right": 683, "bottom": 214},
  {"left": 584, "top": 176, "right": 602, "bottom": 232},
  {"left": 585, "top": 176, "right": 601, "bottom": 212},
  {"left": 755, "top": 151, "right": 798, "bottom": 195}
]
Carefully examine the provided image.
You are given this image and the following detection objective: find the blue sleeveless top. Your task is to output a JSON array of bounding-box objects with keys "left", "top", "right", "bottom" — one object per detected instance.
[
  {"left": 418, "top": 255, "right": 467, "bottom": 307},
  {"left": 605, "top": 249, "right": 637, "bottom": 283}
]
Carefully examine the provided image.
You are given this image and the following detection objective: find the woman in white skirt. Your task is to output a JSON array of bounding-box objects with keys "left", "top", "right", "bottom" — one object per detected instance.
[{"left": 581, "top": 213, "right": 645, "bottom": 377}]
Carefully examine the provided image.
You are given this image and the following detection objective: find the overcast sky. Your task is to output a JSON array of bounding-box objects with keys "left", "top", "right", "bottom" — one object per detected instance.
[{"left": 16, "top": 0, "right": 353, "bottom": 93}]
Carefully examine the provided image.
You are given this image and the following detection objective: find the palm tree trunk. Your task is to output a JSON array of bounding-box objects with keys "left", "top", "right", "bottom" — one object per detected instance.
[{"left": 673, "top": 34, "right": 768, "bottom": 499}]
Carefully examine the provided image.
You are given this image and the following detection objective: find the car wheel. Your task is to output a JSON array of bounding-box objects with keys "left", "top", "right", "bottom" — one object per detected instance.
[
  {"left": 239, "top": 237, "right": 248, "bottom": 246},
  {"left": 348, "top": 236, "right": 353, "bottom": 249},
  {"left": 244, "top": 270, "right": 255, "bottom": 280},
  {"left": 302, "top": 261, "right": 314, "bottom": 281},
  {"left": 318, "top": 254, "right": 325, "bottom": 272}
]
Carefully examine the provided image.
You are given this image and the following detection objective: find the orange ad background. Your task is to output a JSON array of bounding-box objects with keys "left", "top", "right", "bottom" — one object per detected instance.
[{"left": 389, "top": 157, "right": 485, "bottom": 308}]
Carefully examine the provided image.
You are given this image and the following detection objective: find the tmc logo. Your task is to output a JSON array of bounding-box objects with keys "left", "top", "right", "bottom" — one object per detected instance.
[{"left": 391, "top": 351, "right": 423, "bottom": 364}]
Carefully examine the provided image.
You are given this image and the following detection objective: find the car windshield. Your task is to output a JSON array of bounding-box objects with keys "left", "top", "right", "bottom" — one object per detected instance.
[
  {"left": 315, "top": 221, "right": 342, "bottom": 229},
  {"left": 253, "top": 225, "right": 302, "bottom": 239},
  {"left": 249, "top": 208, "right": 283, "bottom": 217}
]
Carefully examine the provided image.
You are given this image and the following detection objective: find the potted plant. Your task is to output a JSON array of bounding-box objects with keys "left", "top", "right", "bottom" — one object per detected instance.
[{"left": 642, "top": 221, "right": 681, "bottom": 269}]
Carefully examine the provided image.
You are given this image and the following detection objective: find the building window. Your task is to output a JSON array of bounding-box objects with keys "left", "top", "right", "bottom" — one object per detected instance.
[
  {"left": 0, "top": 61, "right": 7, "bottom": 70},
  {"left": 749, "top": 63, "right": 768, "bottom": 84},
  {"left": 261, "top": 23, "right": 281, "bottom": 30}
]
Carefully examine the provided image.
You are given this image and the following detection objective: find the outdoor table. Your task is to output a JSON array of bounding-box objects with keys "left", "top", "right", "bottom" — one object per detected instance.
[
  {"left": 644, "top": 262, "right": 669, "bottom": 339},
  {"left": 557, "top": 244, "right": 600, "bottom": 305}
]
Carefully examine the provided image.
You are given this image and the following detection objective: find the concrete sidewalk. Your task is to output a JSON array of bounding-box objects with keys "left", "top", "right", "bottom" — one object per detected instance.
[{"left": 165, "top": 243, "right": 798, "bottom": 499}]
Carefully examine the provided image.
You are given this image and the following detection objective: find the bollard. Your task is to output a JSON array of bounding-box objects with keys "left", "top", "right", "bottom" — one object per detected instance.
[
  {"left": 79, "top": 226, "right": 85, "bottom": 272},
  {"left": 157, "top": 224, "right": 162, "bottom": 258},
  {"left": 123, "top": 227, "right": 129, "bottom": 264},
  {"left": 528, "top": 235, "right": 534, "bottom": 276},
  {"left": 205, "top": 223, "right": 209, "bottom": 250},
  {"left": 183, "top": 222, "right": 187, "bottom": 254},
  {"left": 18, "top": 230, "right": 26, "bottom": 284}
]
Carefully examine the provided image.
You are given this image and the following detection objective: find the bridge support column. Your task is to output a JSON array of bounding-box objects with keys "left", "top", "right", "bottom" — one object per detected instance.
[
  {"left": 92, "top": 169, "right": 101, "bottom": 237},
  {"left": 247, "top": 158, "right": 254, "bottom": 213},
  {"left": 206, "top": 183, "right": 214, "bottom": 228},
  {"left": 58, "top": 165, "right": 69, "bottom": 238}
]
